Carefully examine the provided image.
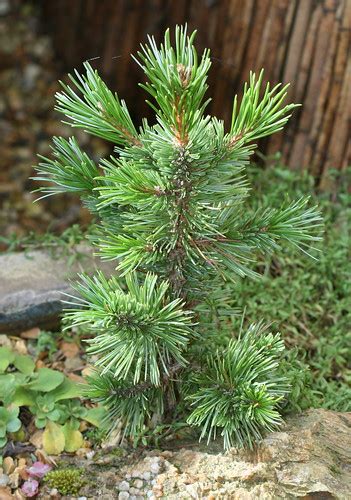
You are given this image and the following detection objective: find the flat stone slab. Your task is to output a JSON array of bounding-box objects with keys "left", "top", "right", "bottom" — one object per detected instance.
[{"left": 0, "top": 245, "right": 116, "bottom": 334}]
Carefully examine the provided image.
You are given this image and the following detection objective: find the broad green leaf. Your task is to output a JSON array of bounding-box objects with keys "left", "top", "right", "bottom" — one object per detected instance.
[
  {"left": 62, "top": 421, "right": 84, "bottom": 452},
  {"left": 0, "top": 374, "right": 16, "bottom": 402},
  {"left": 28, "top": 368, "right": 64, "bottom": 392},
  {"left": 7, "top": 405, "right": 20, "bottom": 419},
  {"left": 0, "top": 347, "right": 15, "bottom": 372},
  {"left": 35, "top": 417, "right": 47, "bottom": 429},
  {"left": 6, "top": 418, "right": 21, "bottom": 433},
  {"left": 50, "top": 377, "right": 82, "bottom": 401},
  {"left": 48, "top": 409, "right": 62, "bottom": 422},
  {"left": 13, "top": 354, "right": 35, "bottom": 375},
  {"left": 42, "top": 421, "right": 65, "bottom": 455},
  {"left": 84, "top": 406, "right": 107, "bottom": 427},
  {"left": 12, "top": 387, "right": 36, "bottom": 406}
]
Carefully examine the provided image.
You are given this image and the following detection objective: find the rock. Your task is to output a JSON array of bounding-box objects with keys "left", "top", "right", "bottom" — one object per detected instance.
[
  {"left": 2, "top": 457, "right": 15, "bottom": 475},
  {"left": 0, "top": 474, "right": 9, "bottom": 487},
  {"left": 0, "top": 334, "right": 11, "bottom": 347},
  {"left": 0, "top": 486, "right": 13, "bottom": 500},
  {"left": 8, "top": 471, "right": 20, "bottom": 488},
  {"left": 129, "top": 487, "right": 140, "bottom": 495},
  {"left": 118, "top": 481, "right": 130, "bottom": 492},
  {"left": 118, "top": 493, "right": 130, "bottom": 499},
  {"left": 150, "top": 463, "right": 160, "bottom": 475},
  {"left": 0, "top": 0, "right": 10, "bottom": 16},
  {"left": 117, "top": 409, "right": 351, "bottom": 499},
  {"left": 0, "top": 245, "right": 115, "bottom": 334},
  {"left": 133, "top": 479, "right": 143, "bottom": 489}
]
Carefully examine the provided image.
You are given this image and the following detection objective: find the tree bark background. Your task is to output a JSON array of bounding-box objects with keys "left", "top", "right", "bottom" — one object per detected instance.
[{"left": 41, "top": 0, "right": 350, "bottom": 188}]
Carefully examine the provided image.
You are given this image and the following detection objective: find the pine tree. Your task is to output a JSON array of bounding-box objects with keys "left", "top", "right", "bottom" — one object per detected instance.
[{"left": 34, "top": 26, "right": 322, "bottom": 449}]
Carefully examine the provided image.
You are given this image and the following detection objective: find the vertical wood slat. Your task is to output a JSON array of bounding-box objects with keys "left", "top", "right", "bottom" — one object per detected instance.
[{"left": 40, "top": 0, "right": 351, "bottom": 186}]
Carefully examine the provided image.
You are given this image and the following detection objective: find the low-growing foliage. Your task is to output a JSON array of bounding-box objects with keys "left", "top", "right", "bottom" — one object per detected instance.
[
  {"left": 0, "top": 405, "right": 22, "bottom": 448},
  {"left": 44, "top": 468, "right": 86, "bottom": 495},
  {"left": 231, "top": 165, "right": 351, "bottom": 412},
  {"left": 0, "top": 346, "right": 105, "bottom": 453}
]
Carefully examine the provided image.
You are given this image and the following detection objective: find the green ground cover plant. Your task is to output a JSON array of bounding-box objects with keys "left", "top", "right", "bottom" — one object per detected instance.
[
  {"left": 33, "top": 26, "right": 324, "bottom": 449},
  {"left": 0, "top": 346, "right": 104, "bottom": 453},
  {"left": 232, "top": 165, "right": 351, "bottom": 413}
]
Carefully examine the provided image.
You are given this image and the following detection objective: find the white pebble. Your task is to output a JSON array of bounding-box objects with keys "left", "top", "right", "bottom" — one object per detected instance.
[
  {"left": 0, "top": 474, "right": 9, "bottom": 487},
  {"left": 150, "top": 463, "right": 160, "bottom": 474},
  {"left": 129, "top": 487, "right": 139, "bottom": 495},
  {"left": 125, "top": 473, "right": 132, "bottom": 480},
  {"left": 119, "top": 492, "right": 130, "bottom": 499},
  {"left": 119, "top": 480, "right": 130, "bottom": 491},
  {"left": 133, "top": 479, "right": 144, "bottom": 489},
  {"left": 143, "top": 471, "right": 151, "bottom": 481}
]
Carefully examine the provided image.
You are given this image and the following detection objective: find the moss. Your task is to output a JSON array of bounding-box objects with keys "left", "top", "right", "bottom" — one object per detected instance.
[
  {"left": 44, "top": 468, "right": 86, "bottom": 495},
  {"left": 110, "top": 447, "right": 125, "bottom": 457}
]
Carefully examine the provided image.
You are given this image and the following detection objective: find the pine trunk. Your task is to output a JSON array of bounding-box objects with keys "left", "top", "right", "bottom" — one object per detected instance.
[{"left": 41, "top": 0, "right": 350, "bottom": 188}]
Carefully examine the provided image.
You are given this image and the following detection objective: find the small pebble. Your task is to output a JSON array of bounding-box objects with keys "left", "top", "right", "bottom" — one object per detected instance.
[
  {"left": 86, "top": 451, "right": 95, "bottom": 460},
  {"left": 143, "top": 471, "right": 151, "bottom": 481},
  {"left": 118, "top": 492, "right": 130, "bottom": 499},
  {"left": 3, "top": 457, "right": 15, "bottom": 475},
  {"left": 133, "top": 479, "right": 143, "bottom": 489},
  {"left": 150, "top": 463, "right": 160, "bottom": 474},
  {"left": 0, "top": 474, "right": 10, "bottom": 486},
  {"left": 77, "top": 497, "right": 88, "bottom": 500},
  {"left": 9, "top": 471, "right": 20, "bottom": 488},
  {"left": 118, "top": 480, "right": 130, "bottom": 492},
  {"left": 125, "top": 473, "right": 132, "bottom": 480},
  {"left": 129, "top": 487, "right": 139, "bottom": 495}
]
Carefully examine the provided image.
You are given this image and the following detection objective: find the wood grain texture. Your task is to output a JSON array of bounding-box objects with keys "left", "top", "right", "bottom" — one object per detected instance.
[{"left": 41, "top": 0, "right": 351, "bottom": 186}]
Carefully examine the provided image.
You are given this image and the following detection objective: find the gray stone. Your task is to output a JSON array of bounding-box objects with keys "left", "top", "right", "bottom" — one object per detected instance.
[
  {"left": 0, "top": 474, "right": 9, "bottom": 486},
  {"left": 129, "top": 487, "right": 140, "bottom": 495},
  {"left": 118, "top": 492, "right": 130, "bottom": 500},
  {"left": 0, "top": 245, "right": 115, "bottom": 334},
  {"left": 118, "top": 481, "right": 130, "bottom": 492},
  {"left": 0, "top": 0, "right": 10, "bottom": 16},
  {"left": 150, "top": 463, "right": 160, "bottom": 475},
  {"left": 132, "top": 479, "right": 143, "bottom": 489},
  {"left": 145, "top": 409, "right": 351, "bottom": 499}
]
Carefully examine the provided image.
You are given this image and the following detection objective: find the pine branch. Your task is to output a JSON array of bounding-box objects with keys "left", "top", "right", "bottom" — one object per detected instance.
[
  {"left": 134, "top": 25, "right": 211, "bottom": 143},
  {"left": 33, "top": 136, "right": 99, "bottom": 199},
  {"left": 229, "top": 70, "right": 299, "bottom": 147},
  {"left": 63, "top": 271, "right": 194, "bottom": 386},
  {"left": 56, "top": 62, "right": 141, "bottom": 146},
  {"left": 187, "top": 322, "right": 289, "bottom": 449}
]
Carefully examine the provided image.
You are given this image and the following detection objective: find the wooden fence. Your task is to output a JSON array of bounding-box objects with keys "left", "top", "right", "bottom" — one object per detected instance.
[{"left": 41, "top": 0, "right": 351, "bottom": 187}]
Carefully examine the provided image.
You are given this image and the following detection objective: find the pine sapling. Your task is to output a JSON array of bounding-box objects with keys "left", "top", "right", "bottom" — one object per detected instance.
[{"left": 34, "top": 26, "right": 322, "bottom": 449}]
